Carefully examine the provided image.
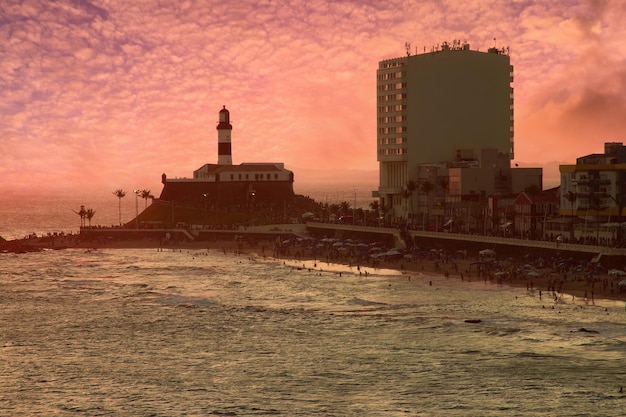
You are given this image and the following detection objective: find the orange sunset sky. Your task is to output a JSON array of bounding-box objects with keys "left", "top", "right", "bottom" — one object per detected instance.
[{"left": 1, "top": 0, "right": 625, "bottom": 198}]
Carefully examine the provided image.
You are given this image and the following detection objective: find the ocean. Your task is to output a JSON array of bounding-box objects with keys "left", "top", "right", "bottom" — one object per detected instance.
[
  {"left": 2, "top": 247, "right": 626, "bottom": 416},
  {"left": 3, "top": 188, "right": 626, "bottom": 416}
]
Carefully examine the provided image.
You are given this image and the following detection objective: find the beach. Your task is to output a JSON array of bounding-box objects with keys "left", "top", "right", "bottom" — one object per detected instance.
[{"left": 15, "top": 232, "right": 626, "bottom": 305}]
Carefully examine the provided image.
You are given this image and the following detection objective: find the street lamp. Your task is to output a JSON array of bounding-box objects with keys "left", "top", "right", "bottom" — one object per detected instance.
[
  {"left": 203, "top": 193, "right": 208, "bottom": 226},
  {"left": 133, "top": 189, "right": 140, "bottom": 229}
]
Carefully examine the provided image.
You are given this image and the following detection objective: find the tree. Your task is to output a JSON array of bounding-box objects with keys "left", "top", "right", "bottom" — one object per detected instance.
[
  {"left": 339, "top": 201, "right": 351, "bottom": 216},
  {"left": 85, "top": 208, "right": 96, "bottom": 229},
  {"left": 140, "top": 189, "right": 154, "bottom": 209},
  {"left": 380, "top": 203, "right": 391, "bottom": 226},
  {"left": 405, "top": 180, "right": 418, "bottom": 222},
  {"left": 610, "top": 193, "right": 626, "bottom": 243},
  {"left": 74, "top": 205, "right": 87, "bottom": 228},
  {"left": 328, "top": 203, "right": 340, "bottom": 222},
  {"left": 369, "top": 200, "right": 381, "bottom": 226},
  {"left": 113, "top": 189, "right": 127, "bottom": 226},
  {"left": 355, "top": 207, "right": 365, "bottom": 224},
  {"left": 589, "top": 194, "right": 603, "bottom": 241},
  {"left": 401, "top": 188, "right": 412, "bottom": 223},
  {"left": 420, "top": 181, "right": 434, "bottom": 226},
  {"left": 564, "top": 191, "right": 577, "bottom": 238}
]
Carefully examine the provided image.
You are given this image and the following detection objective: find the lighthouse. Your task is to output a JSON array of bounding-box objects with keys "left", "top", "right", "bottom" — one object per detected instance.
[{"left": 217, "top": 105, "right": 233, "bottom": 165}]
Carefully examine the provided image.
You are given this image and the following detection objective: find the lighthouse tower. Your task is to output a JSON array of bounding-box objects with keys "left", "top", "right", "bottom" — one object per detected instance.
[{"left": 217, "top": 105, "right": 233, "bottom": 165}]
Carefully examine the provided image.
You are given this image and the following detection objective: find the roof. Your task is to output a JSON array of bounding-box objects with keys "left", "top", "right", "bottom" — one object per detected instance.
[
  {"left": 195, "top": 163, "right": 290, "bottom": 175},
  {"left": 514, "top": 188, "right": 560, "bottom": 205}
]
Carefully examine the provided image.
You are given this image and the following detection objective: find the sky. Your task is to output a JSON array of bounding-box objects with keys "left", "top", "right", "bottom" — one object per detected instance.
[{"left": 2, "top": 0, "right": 626, "bottom": 199}]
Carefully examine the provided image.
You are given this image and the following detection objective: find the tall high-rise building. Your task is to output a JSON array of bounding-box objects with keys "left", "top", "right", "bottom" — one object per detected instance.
[{"left": 376, "top": 41, "right": 514, "bottom": 215}]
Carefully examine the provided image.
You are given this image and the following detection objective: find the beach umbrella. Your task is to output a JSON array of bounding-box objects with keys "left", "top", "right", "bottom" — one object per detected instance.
[
  {"left": 526, "top": 271, "right": 541, "bottom": 277},
  {"left": 609, "top": 269, "right": 626, "bottom": 276}
]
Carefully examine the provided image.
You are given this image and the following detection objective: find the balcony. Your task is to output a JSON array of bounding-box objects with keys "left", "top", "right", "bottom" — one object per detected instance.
[{"left": 576, "top": 178, "right": 611, "bottom": 185}]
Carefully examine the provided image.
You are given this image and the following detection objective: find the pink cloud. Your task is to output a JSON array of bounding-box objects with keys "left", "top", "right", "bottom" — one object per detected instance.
[{"left": 2, "top": 0, "right": 626, "bottom": 200}]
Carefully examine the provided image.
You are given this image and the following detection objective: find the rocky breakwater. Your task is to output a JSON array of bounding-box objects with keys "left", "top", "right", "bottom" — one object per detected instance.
[{"left": 0, "top": 236, "right": 44, "bottom": 254}]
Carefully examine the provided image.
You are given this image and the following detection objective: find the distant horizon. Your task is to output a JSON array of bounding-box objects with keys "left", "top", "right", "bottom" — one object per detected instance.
[{"left": 0, "top": 159, "right": 564, "bottom": 199}]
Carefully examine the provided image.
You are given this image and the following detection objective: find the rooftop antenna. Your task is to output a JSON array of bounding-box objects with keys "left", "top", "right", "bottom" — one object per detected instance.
[{"left": 405, "top": 42, "right": 411, "bottom": 56}]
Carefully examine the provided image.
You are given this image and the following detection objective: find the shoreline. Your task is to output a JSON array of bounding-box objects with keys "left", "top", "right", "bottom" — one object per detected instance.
[
  {"left": 275, "top": 252, "right": 626, "bottom": 309},
  {"left": 10, "top": 234, "right": 626, "bottom": 305}
]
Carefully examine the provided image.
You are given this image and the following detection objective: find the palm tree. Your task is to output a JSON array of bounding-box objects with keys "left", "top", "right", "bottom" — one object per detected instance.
[
  {"left": 328, "top": 203, "right": 340, "bottom": 222},
  {"left": 339, "top": 201, "right": 351, "bottom": 216},
  {"left": 420, "top": 181, "right": 434, "bottom": 226},
  {"left": 74, "top": 205, "right": 87, "bottom": 228},
  {"left": 369, "top": 200, "right": 380, "bottom": 226},
  {"left": 405, "top": 180, "right": 418, "bottom": 223},
  {"left": 85, "top": 208, "right": 96, "bottom": 229},
  {"left": 401, "top": 188, "right": 412, "bottom": 223},
  {"left": 564, "top": 191, "right": 577, "bottom": 238},
  {"left": 355, "top": 207, "right": 364, "bottom": 224},
  {"left": 610, "top": 193, "right": 626, "bottom": 243},
  {"left": 590, "top": 194, "right": 603, "bottom": 241},
  {"left": 438, "top": 178, "right": 449, "bottom": 230},
  {"left": 140, "top": 189, "right": 154, "bottom": 209},
  {"left": 113, "top": 189, "right": 127, "bottom": 226},
  {"left": 380, "top": 203, "right": 391, "bottom": 226}
]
